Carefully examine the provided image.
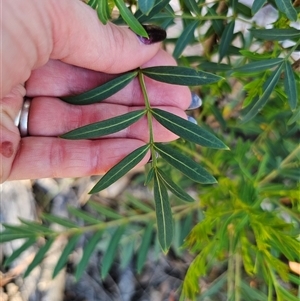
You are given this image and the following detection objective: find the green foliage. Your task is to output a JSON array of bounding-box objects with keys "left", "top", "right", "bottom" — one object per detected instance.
[{"left": 2, "top": 0, "right": 300, "bottom": 299}]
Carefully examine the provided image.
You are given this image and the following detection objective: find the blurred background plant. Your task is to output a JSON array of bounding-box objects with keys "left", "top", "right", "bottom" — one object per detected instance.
[{"left": 1, "top": 0, "right": 299, "bottom": 300}]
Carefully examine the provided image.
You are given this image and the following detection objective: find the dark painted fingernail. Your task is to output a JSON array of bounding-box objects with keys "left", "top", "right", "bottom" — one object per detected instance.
[
  {"left": 136, "top": 25, "right": 167, "bottom": 45},
  {"left": 187, "top": 116, "right": 198, "bottom": 124},
  {"left": 188, "top": 92, "right": 202, "bottom": 110}
]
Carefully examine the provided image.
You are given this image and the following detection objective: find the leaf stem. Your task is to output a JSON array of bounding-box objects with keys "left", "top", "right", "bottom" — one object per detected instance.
[{"left": 138, "top": 70, "right": 157, "bottom": 166}]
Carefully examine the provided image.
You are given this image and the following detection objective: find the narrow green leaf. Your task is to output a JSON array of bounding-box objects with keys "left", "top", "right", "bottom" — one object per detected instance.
[
  {"left": 75, "top": 230, "right": 103, "bottom": 280},
  {"left": 88, "top": 201, "right": 122, "bottom": 219},
  {"left": 206, "top": 7, "right": 223, "bottom": 36},
  {"left": 277, "top": 286, "right": 299, "bottom": 301},
  {"left": 219, "top": 21, "right": 235, "bottom": 61},
  {"left": 126, "top": 194, "right": 153, "bottom": 213},
  {"left": 138, "top": 0, "right": 155, "bottom": 15},
  {"left": 144, "top": 166, "right": 155, "bottom": 186},
  {"left": 199, "top": 62, "right": 232, "bottom": 72},
  {"left": 153, "top": 171, "right": 173, "bottom": 252},
  {"left": 250, "top": 28, "right": 300, "bottom": 41},
  {"left": 114, "top": 0, "right": 148, "bottom": 37},
  {"left": 120, "top": 239, "right": 135, "bottom": 269},
  {"left": 251, "top": 0, "right": 266, "bottom": 14},
  {"left": 135, "top": 0, "right": 170, "bottom": 22},
  {"left": 141, "top": 66, "right": 222, "bottom": 86},
  {"left": 61, "top": 72, "right": 137, "bottom": 105},
  {"left": 97, "top": 0, "right": 109, "bottom": 24},
  {"left": 152, "top": 108, "right": 228, "bottom": 149},
  {"left": 19, "top": 219, "right": 55, "bottom": 234},
  {"left": 154, "top": 143, "right": 217, "bottom": 184},
  {"left": 52, "top": 234, "right": 81, "bottom": 278},
  {"left": 284, "top": 61, "right": 298, "bottom": 110},
  {"left": 4, "top": 238, "right": 36, "bottom": 267},
  {"left": 275, "top": 0, "right": 297, "bottom": 21},
  {"left": 24, "top": 237, "right": 55, "bottom": 278},
  {"left": 287, "top": 107, "right": 300, "bottom": 125},
  {"left": 234, "top": 58, "right": 283, "bottom": 73},
  {"left": 89, "top": 144, "right": 150, "bottom": 193},
  {"left": 242, "top": 63, "right": 283, "bottom": 123},
  {"left": 173, "top": 21, "right": 199, "bottom": 59},
  {"left": 0, "top": 232, "right": 37, "bottom": 243},
  {"left": 42, "top": 214, "right": 78, "bottom": 228},
  {"left": 67, "top": 207, "right": 100, "bottom": 225},
  {"left": 101, "top": 226, "right": 126, "bottom": 278},
  {"left": 61, "top": 109, "right": 146, "bottom": 140},
  {"left": 184, "top": 0, "right": 200, "bottom": 15},
  {"left": 157, "top": 168, "right": 195, "bottom": 202},
  {"left": 137, "top": 223, "right": 153, "bottom": 273}
]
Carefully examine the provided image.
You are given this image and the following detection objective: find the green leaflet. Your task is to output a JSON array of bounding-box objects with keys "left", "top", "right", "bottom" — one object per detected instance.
[
  {"left": 242, "top": 63, "right": 284, "bottom": 123},
  {"left": 173, "top": 20, "right": 200, "bottom": 59},
  {"left": 101, "top": 226, "right": 126, "bottom": 278},
  {"left": 151, "top": 108, "right": 228, "bottom": 149},
  {"left": 0, "top": 232, "right": 37, "bottom": 243},
  {"left": 275, "top": 0, "right": 297, "bottom": 21},
  {"left": 4, "top": 238, "right": 36, "bottom": 267},
  {"left": 120, "top": 239, "right": 135, "bottom": 270},
  {"left": 114, "top": 0, "right": 148, "bottom": 37},
  {"left": 184, "top": 0, "right": 200, "bottom": 15},
  {"left": 88, "top": 0, "right": 98, "bottom": 9},
  {"left": 251, "top": 0, "right": 266, "bottom": 14},
  {"left": 42, "top": 214, "right": 78, "bottom": 228},
  {"left": 52, "top": 234, "right": 81, "bottom": 278},
  {"left": 60, "top": 109, "right": 146, "bottom": 140},
  {"left": 138, "top": 0, "right": 155, "bottom": 15},
  {"left": 154, "top": 143, "right": 217, "bottom": 184},
  {"left": 234, "top": 58, "right": 283, "bottom": 73},
  {"left": 97, "top": 0, "right": 109, "bottom": 24},
  {"left": 287, "top": 107, "right": 300, "bottom": 125},
  {"left": 88, "top": 201, "right": 122, "bottom": 219},
  {"left": 199, "top": 62, "right": 232, "bottom": 72},
  {"left": 137, "top": 222, "right": 153, "bottom": 273},
  {"left": 206, "top": 6, "right": 224, "bottom": 36},
  {"left": 219, "top": 21, "right": 235, "bottom": 61},
  {"left": 75, "top": 230, "right": 103, "bottom": 280},
  {"left": 67, "top": 207, "right": 100, "bottom": 225},
  {"left": 156, "top": 168, "right": 195, "bottom": 203},
  {"left": 135, "top": 0, "right": 170, "bottom": 22},
  {"left": 89, "top": 144, "right": 150, "bottom": 193},
  {"left": 284, "top": 61, "right": 298, "bottom": 110},
  {"left": 250, "top": 28, "right": 300, "bottom": 41},
  {"left": 141, "top": 66, "right": 222, "bottom": 86},
  {"left": 61, "top": 72, "right": 138, "bottom": 105},
  {"left": 153, "top": 171, "right": 173, "bottom": 252},
  {"left": 24, "top": 237, "right": 55, "bottom": 278}
]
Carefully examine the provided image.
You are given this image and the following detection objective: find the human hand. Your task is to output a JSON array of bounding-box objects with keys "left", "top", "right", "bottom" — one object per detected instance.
[{"left": 1, "top": 0, "right": 195, "bottom": 182}]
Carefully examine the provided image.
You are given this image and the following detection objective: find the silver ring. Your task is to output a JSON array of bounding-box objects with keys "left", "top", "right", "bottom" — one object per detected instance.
[{"left": 19, "top": 98, "right": 31, "bottom": 137}]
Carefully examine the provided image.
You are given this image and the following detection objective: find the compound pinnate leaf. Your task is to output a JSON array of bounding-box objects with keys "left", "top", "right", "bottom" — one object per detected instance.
[
  {"left": 284, "top": 61, "right": 298, "bottom": 110},
  {"left": 89, "top": 144, "right": 150, "bottom": 193},
  {"left": 153, "top": 171, "right": 173, "bottom": 252},
  {"left": 234, "top": 58, "right": 283, "bottom": 73},
  {"left": 242, "top": 63, "right": 283, "bottom": 123},
  {"left": 152, "top": 108, "right": 228, "bottom": 149},
  {"left": 275, "top": 0, "right": 297, "bottom": 21},
  {"left": 141, "top": 66, "right": 222, "bottom": 86},
  {"left": 52, "top": 234, "right": 81, "bottom": 278},
  {"left": 61, "top": 109, "right": 146, "bottom": 140},
  {"left": 24, "top": 237, "right": 55, "bottom": 278},
  {"left": 75, "top": 230, "right": 103, "bottom": 280},
  {"left": 250, "top": 28, "right": 300, "bottom": 41},
  {"left": 138, "top": 0, "right": 155, "bottom": 15},
  {"left": 154, "top": 143, "right": 217, "bottom": 184},
  {"left": 61, "top": 72, "right": 138, "bottom": 105},
  {"left": 4, "top": 238, "right": 36, "bottom": 267},
  {"left": 157, "top": 168, "right": 195, "bottom": 202},
  {"left": 114, "top": 0, "right": 148, "bottom": 37},
  {"left": 219, "top": 21, "right": 235, "bottom": 61},
  {"left": 101, "top": 226, "right": 126, "bottom": 279}
]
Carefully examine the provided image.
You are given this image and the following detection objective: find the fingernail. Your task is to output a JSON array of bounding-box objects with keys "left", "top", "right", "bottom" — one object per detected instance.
[
  {"left": 187, "top": 116, "right": 198, "bottom": 124},
  {"left": 188, "top": 92, "right": 202, "bottom": 110},
  {"left": 136, "top": 25, "right": 167, "bottom": 45}
]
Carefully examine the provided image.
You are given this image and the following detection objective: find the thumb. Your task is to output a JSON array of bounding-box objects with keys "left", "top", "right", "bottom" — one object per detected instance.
[{"left": 2, "top": 0, "right": 165, "bottom": 97}]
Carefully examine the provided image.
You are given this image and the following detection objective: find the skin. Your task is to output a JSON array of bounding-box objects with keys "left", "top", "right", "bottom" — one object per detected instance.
[{"left": 0, "top": 0, "right": 190, "bottom": 183}]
